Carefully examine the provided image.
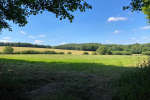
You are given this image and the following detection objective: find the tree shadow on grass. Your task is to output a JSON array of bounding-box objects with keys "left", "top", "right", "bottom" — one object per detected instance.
[{"left": 0, "top": 58, "right": 136, "bottom": 100}]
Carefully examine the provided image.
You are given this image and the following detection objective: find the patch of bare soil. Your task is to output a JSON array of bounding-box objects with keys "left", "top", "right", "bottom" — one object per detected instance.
[{"left": 28, "top": 71, "right": 113, "bottom": 100}]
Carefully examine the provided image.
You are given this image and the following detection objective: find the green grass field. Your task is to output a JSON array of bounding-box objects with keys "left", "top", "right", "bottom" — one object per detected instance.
[{"left": 0, "top": 54, "right": 149, "bottom": 100}]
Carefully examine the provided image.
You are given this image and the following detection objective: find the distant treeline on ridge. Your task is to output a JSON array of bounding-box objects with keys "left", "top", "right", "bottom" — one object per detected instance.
[
  {"left": 0, "top": 42, "right": 51, "bottom": 48},
  {"left": 1, "top": 42, "right": 150, "bottom": 54},
  {"left": 52, "top": 43, "right": 150, "bottom": 54}
]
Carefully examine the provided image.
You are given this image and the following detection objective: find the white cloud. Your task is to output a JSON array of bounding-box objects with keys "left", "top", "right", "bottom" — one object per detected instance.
[
  {"left": 34, "top": 40, "right": 44, "bottom": 44},
  {"left": 20, "top": 31, "right": 26, "bottom": 34},
  {"left": 140, "top": 26, "right": 150, "bottom": 29},
  {"left": 29, "top": 36, "right": 36, "bottom": 38},
  {"left": 62, "top": 37, "right": 65, "bottom": 38},
  {"left": 143, "top": 37, "right": 147, "bottom": 39},
  {"left": 61, "top": 42, "right": 67, "bottom": 45},
  {"left": 0, "top": 40, "right": 12, "bottom": 42},
  {"left": 39, "top": 35, "right": 46, "bottom": 37},
  {"left": 107, "top": 17, "right": 127, "bottom": 22},
  {"left": 136, "top": 40, "right": 140, "bottom": 42},
  {"left": 3, "top": 37, "right": 11, "bottom": 39},
  {"left": 115, "top": 30, "right": 120, "bottom": 34},
  {"left": 106, "top": 40, "right": 113, "bottom": 43},
  {"left": 133, "top": 29, "right": 136, "bottom": 31},
  {"left": 132, "top": 38, "right": 135, "bottom": 39}
]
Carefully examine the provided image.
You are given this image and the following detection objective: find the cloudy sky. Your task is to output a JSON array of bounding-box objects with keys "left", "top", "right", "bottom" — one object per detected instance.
[{"left": 1, "top": 0, "right": 150, "bottom": 46}]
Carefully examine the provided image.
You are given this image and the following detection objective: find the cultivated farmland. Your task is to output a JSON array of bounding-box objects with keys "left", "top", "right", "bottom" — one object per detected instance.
[{"left": 0, "top": 46, "right": 94, "bottom": 55}]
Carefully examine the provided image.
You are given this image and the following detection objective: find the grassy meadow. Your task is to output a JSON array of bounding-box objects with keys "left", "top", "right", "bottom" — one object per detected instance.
[
  {"left": 0, "top": 54, "right": 149, "bottom": 100},
  {"left": 0, "top": 47, "right": 150, "bottom": 100}
]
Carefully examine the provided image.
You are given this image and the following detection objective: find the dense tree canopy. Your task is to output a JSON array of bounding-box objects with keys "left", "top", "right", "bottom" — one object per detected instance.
[
  {"left": 124, "top": 0, "right": 150, "bottom": 23},
  {"left": 0, "top": 42, "right": 51, "bottom": 48},
  {"left": 0, "top": 0, "right": 92, "bottom": 33},
  {"left": 1, "top": 0, "right": 150, "bottom": 34},
  {"left": 52, "top": 42, "right": 150, "bottom": 54}
]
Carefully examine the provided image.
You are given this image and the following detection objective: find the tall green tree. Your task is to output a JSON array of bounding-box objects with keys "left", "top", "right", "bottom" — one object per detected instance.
[
  {"left": 3, "top": 46, "right": 14, "bottom": 54},
  {"left": 0, "top": 0, "right": 92, "bottom": 34},
  {"left": 96, "top": 46, "right": 107, "bottom": 55},
  {"left": 142, "top": 0, "right": 150, "bottom": 23}
]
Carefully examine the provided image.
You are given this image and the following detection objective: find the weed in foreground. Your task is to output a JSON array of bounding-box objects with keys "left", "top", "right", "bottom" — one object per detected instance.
[{"left": 111, "top": 57, "right": 150, "bottom": 100}]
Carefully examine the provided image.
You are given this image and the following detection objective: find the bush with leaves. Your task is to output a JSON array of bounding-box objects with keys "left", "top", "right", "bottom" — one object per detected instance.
[
  {"left": 112, "top": 51, "right": 132, "bottom": 55},
  {"left": 82, "top": 52, "right": 89, "bottom": 55},
  {"left": 123, "top": 52, "right": 132, "bottom": 55},
  {"left": 43, "top": 50, "right": 57, "bottom": 54},
  {"left": 91, "top": 52, "right": 97, "bottom": 55},
  {"left": 67, "top": 52, "right": 72, "bottom": 54},
  {"left": 57, "top": 52, "right": 65, "bottom": 54},
  {"left": 36, "top": 51, "right": 43, "bottom": 54},
  {"left": 112, "top": 62, "right": 150, "bottom": 100},
  {"left": 141, "top": 51, "right": 150, "bottom": 55},
  {"left": 96, "top": 46, "right": 107, "bottom": 55},
  {"left": 106, "top": 49, "right": 112, "bottom": 55},
  {"left": 20, "top": 50, "right": 36, "bottom": 54},
  {"left": 3, "top": 46, "right": 14, "bottom": 54},
  {"left": 112, "top": 51, "right": 123, "bottom": 55},
  {"left": 14, "top": 51, "right": 21, "bottom": 54}
]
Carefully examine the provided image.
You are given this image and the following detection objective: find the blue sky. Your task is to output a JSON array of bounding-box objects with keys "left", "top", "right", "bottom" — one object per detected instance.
[{"left": 1, "top": 0, "right": 150, "bottom": 46}]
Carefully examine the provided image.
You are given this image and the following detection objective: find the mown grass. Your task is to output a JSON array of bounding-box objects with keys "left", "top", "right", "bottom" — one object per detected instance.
[
  {"left": 0, "top": 54, "right": 147, "bottom": 66},
  {"left": 0, "top": 54, "right": 150, "bottom": 100}
]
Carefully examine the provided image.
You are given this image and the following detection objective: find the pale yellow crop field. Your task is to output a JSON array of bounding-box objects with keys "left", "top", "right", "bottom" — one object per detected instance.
[{"left": 0, "top": 46, "right": 94, "bottom": 55}]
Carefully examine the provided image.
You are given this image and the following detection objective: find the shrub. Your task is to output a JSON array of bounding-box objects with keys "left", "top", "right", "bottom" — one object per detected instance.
[
  {"left": 36, "top": 51, "right": 43, "bottom": 54},
  {"left": 0, "top": 52, "right": 3, "bottom": 54},
  {"left": 141, "top": 51, "right": 150, "bottom": 55},
  {"left": 123, "top": 52, "right": 132, "bottom": 55},
  {"left": 112, "top": 51, "right": 132, "bottom": 55},
  {"left": 67, "top": 52, "right": 72, "bottom": 54},
  {"left": 43, "top": 50, "right": 52, "bottom": 54},
  {"left": 91, "top": 52, "right": 97, "bottom": 55},
  {"left": 20, "top": 50, "right": 37, "bottom": 54},
  {"left": 51, "top": 51, "right": 57, "bottom": 54},
  {"left": 3, "top": 46, "right": 14, "bottom": 54},
  {"left": 43, "top": 50, "right": 57, "bottom": 54},
  {"left": 15, "top": 51, "right": 21, "bottom": 54},
  {"left": 57, "top": 52, "right": 65, "bottom": 54},
  {"left": 106, "top": 49, "right": 112, "bottom": 55},
  {"left": 112, "top": 51, "right": 123, "bottom": 55},
  {"left": 96, "top": 46, "right": 107, "bottom": 55},
  {"left": 112, "top": 63, "right": 150, "bottom": 100},
  {"left": 82, "top": 52, "right": 89, "bottom": 55}
]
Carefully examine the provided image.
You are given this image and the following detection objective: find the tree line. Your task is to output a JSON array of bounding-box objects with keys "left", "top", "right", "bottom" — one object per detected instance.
[
  {"left": 0, "top": 42, "right": 51, "bottom": 48},
  {"left": 2, "top": 42, "right": 150, "bottom": 54},
  {"left": 52, "top": 43, "right": 150, "bottom": 54}
]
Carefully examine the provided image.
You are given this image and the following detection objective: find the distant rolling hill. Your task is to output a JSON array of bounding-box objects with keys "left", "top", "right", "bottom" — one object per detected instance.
[{"left": 0, "top": 46, "right": 94, "bottom": 55}]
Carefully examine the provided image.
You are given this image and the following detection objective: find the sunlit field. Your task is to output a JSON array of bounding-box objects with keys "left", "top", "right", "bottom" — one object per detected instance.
[
  {"left": 0, "top": 46, "right": 94, "bottom": 55},
  {"left": 0, "top": 54, "right": 149, "bottom": 100},
  {"left": 0, "top": 54, "right": 147, "bottom": 66}
]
